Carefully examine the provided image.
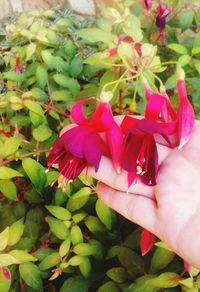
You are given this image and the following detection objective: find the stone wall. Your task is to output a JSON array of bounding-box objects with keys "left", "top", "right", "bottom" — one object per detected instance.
[{"left": 0, "top": 0, "right": 96, "bottom": 19}]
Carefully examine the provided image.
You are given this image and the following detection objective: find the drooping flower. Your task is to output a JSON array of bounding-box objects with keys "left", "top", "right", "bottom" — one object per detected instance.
[
  {"left": 121, "top": 116, "right": 165, "bottom": 186},
  {"left": 155, "top": 2, "right": 171, "bottom": 29},
  {"left": 140, "top": 229, "right": 156, "bottom": 256},
  {"left": 176, "top": 67, "right": 195, "bottom": 149},
  {"left": 47, "top": 96, "right": 123, "bottom": 188},
  {"left": 15, "top": 54, "right": 22, "bottom": 73}
]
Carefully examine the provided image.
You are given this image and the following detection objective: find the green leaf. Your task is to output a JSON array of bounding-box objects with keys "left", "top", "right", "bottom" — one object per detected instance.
[
  {"left": 60, "top": 276, "right": 89, "bottom": 292},
  {"left": 179, "top": 277, "right": 194, "bottom": 289},
  {"left": 19, "top": 262, "right": 42, "bottom": 291},
  {"left": 41, "top": 50, "right": 54, "bottom": 69},
  {"left": 106, "top": 267, "right": 128, "bottom": 283},
  {"left": 70, "top": 225, "right": 83, "bottom": 245},
  {"left": 52, "top": 56, "right": 69, "bottom": 73},
  {"left": 179, "top": 10, "right": 194, "bottom": 31},
  {"left": 126, "top": 275, "right": 156, "bottom": 292},
  {"left": 79, "top": 257, "right": 91, "bottom": 279},
  {"left": 22, "top": 158, "right": 46, "bottom": 193},
  {"left": 77, "top": 28, "right": 114, "bottom": 44},
  {"left": 45, "top": 205, "right": 71, "bottom": 221},
  {"left": 0, "top": 137, "right": 21, "bottom": 158},
  {"left": 26, "top": 43, "right": 36, "bottom": 60},
  {"left": 39, "top": 252, "right": 60, "bottom": 270},
  {"left": 8, "top": 218, "right": 24, "bottom": 246},
  {"left": 36, "top": 65, "right": 48, "bottom": 89},
  {"left": 30, "top": 88, "right": 48, "bottom": 102},
  {"left": 178, "top": 54, "right": 191, "bottom": 67},
  {"left": 47, "top": 216, "right": 69, "bottom": 240},
  {"left": 73, "top": 240, "right": 103, "bottom": 259},
  {"left": 96, "top": 199, "right": 115, "bottom": 230},
  {"left": 165, "top": 74, "right": 177, "bottom": 90},
  {"left": 147, "top": 272, "right": 181, "bottom": 288},
  {"left": 33, "top": 124, "right": 52, "bottom": 142},
  {"left": 0, "top": 228, "right": 9, "bottom": 252},
  {"left": 0, "top": 167, "right": 23, "bottom": 179},
  {"left": 53, "top": 74, "right": 69, "bottom": 87},
  {"left": 0, "top": 254, "right": 17, "bottom": 266},
  {"left": 0, "top": 267, "right": 11, "bottom": 292},
  {"left": 194, "top": 60, "right": 200, "bottom": 74},
  {"left": 149, "top": 247, "right": 175, "bottom": 273},
  {"left": 9, "top": 250, "right": 37, "bottom": 264},
  {"left": 24, "top": 100, "right": 45, "bottom": 119},
  {"left": 167, "top": 44, "right": 188, "bottom": 55},
  {"left": 97, "top": 281, "right": 120, "bottom": 292},
  {"left": 51, "top": 90, "right": 72, "bottom": 101},
  {"left": 67, "top": 187, "right": 91, "bottom": 212},
  {"left": 84, "top": 216, "right": 107, "bottom": 235},
  {"left": 54, "top": 74, "right": 80, "bottom": 96},
  {"left": 59, "top": 236, "right": 71, "bottom": 257},
  {"left": 0, "top": 180, "right": 17, "bottom": 201},
  {"left": 69, "top": 57, "right": 83, "bottom": 77},
  {"left": 117, "top": 246, "right": 145, "bottom": 275}
]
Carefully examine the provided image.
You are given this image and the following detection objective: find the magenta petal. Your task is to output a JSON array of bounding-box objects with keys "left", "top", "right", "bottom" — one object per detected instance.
[
  {"left": 128, "top": 171, "right": 137, "bottom": 187},
  {"left": 71, "top": 98, "right": 93, "bottom": 125},
  {"left": 106, "top": 122, "right": 123, "bottom": 173},
  {"left": 59, "top": 153, "right": 86, "bottom": 180},
  {"left": 64, "top": 126, "right": 92, "bottom": 158},
  {"left": 90, "top": 102, "right": 114, "bottom": 132},
  {"left": 177, "top": 79, "right": 195, "bottom": 148},
  {"left": 121, "top": 116, "right": 140, "bottom": 133},
  {"left": 140, "top": 229, "right": 156, "bottom": 256},
  {"left": 83, "top": 132, "right": 103, "bottom": 171}
]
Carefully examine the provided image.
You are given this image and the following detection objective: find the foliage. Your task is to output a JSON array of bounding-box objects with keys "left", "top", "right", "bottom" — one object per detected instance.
[{"left": 0, "top": 1, "right": 200, "bottom": 291}]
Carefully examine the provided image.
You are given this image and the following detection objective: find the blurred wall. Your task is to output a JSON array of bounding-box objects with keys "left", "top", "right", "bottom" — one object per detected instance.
[{"left": 0, "top": 0, "right": 96, "bottom": 18}]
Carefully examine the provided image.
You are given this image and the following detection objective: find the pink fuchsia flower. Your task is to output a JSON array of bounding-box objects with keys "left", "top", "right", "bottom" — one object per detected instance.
[
  {"left": 47, "top": 97, "right": 123, "bottom": 187},
  {"left": 176, "top": 67, "right": 195, "bottom": 149},
  {"left": 121, "top": 116, "right": 168, "bottom": 186},
  {"left": 140, "top": 229, "right": 156, "bottom": 256},
  {"left": 15, "top": 55, "right": 22, "bottom": 73},
  {"left": 144, "top": 0, "right": 152, "bottom": 10}
]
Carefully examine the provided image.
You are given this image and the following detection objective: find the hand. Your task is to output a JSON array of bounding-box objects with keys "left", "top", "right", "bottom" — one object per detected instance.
[{"left": 87, "top": 120, "right": 200, "bottom": 269}]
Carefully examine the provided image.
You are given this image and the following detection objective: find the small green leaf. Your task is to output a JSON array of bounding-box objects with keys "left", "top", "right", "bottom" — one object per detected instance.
[
  {"left": 149, "top": 247, "right": 175, "bottom": 273},
  {"left": 26, "top": 43, "right": 36, "bottom": 60},
  {"left": 178, "top": 54, "right": 191, "bottom": 67},
  {"left": 179, "top": 10, "right": 194, "bottom": 31},
  {"left": 70, "top": 225, "right": 83, "bottom": 245},
  {"left": 0, "top": 254, "right": 17, "bottom": 266},
  {"left": 77, "top": 28, "right": 114, "bottom": 44},
  {"left": 59, "top": 236, "right": 71, "bottom": 257},
  {"left": 41, "top": 50, "right": 54, "bottom": 69},
  {"left": 0, "top": 180, "right": 17, "bottom": 201},
  {"left": 0, "top": 228, "right": 9, "bottom": 252},
  {"left": 60, "top": 276, "right": 89, "bottom": 292},
  {"left": 46, "top": 205, "right": 71, "bottom": 221},
  {"left": 69, "top": 57, "right": 83, "bottom": 77},
  {"left": 106, "top": 267, "right": 128, "bottom": 283},
  {"left": 0, "top": 137, "right": 21, "bottom": 158},
  {"left": 48, "top": 216, "right": 69, "bottom": 240},
  {"left": 0, "top": 167, "right": 23, "bottom": 179},
  {"left": 19, "top": 262, "right": 42, "bottom": 291},
  {"left": 22, "top": 158, "right": 46, "bottom": 193},
  {"left": 167, "top": 44, "right": 188, "bottom": 55},
  {"left": 9, "top": 250, "right": 37, "bottom": 263},
  {"left": 67, "top": 187, "right": 91, "bottom": 212},
  {"left": 147, "top": 272, "right": 181, "bottom": 288},
  {"left": 8, "top": 218, "right": 24, "bottom": 246},
  {"left": 33, "top": 124, "right": 52, "bottom": 142},
  {"left": 96, "top": 199, "right": 115, "bottom": 230},
  {"left": 179, "top": 277, "right": 194, "bottom": 289},
  {"left": 36, "top": 65, "right": 48, "bottom": 89},
  {"left": 97, "top": 281, "right": 120, "bottom": 292},
  {"left": 79, "top": 257, "right": 91, "bottom": 279},
  {"left": 39, "top": 252, "right": 60, "bottom": 270}
]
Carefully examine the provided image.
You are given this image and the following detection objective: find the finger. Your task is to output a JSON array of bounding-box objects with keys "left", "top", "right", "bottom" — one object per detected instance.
[
  {"left": 96, "top": 182, "right": 157, "bottom": 232},
  {"left": 87, "top": 143, "right": 171, "bottom": 198}
]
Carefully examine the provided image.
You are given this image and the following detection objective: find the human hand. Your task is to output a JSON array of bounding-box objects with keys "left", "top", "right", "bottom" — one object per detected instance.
[{"left": 87, "top": 119, "right": 200, "bottom": 269}]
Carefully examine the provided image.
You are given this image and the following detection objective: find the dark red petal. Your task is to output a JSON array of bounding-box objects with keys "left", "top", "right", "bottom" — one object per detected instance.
[
  {"left": 121, "top": 116, "right": 140, "bottom": 134},
  {"left": 128, "top": 171, "right": 137, "bottom": 187},
  {"left": 108, "top": 47, "right": 118, "bottom": 56},
  {"left": 140, "top": 229, "right": 156, "bottom": 256},
  {"left": 71, "top": 97, "right": 93, "bottom": 125},
  {"left": 59, "top": 153, "right": 86, "bottom": 180}
]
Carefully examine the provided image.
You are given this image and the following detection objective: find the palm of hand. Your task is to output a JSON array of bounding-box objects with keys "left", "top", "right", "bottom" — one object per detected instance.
[{"left": 89, "top": 122, "right": 200, "bottom": 268}]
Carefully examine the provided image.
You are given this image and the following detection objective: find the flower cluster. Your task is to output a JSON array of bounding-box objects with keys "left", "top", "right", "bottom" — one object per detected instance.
[{"left": 47, "top": 67, "right": 194, "bottom": 190}]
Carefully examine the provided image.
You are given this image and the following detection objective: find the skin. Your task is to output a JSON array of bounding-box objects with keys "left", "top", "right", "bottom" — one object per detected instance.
[{"left": 62, "top": 119, "right": 200, "bottom": 268}]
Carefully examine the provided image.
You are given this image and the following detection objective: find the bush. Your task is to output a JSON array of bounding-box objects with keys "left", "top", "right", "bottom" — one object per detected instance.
[{"left": 0, "top": 1, "right": 200, "bottom": 291}]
